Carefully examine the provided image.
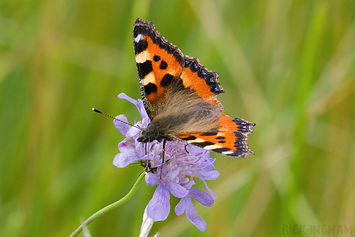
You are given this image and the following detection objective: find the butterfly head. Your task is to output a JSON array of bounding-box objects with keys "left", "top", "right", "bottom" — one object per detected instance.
[{"left": 137, "top": 121, "right": 174, "bottom": 143}]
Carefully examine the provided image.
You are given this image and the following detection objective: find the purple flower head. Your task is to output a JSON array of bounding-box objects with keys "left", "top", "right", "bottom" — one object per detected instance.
[{"left": 113, "top": 93, "right": 220, "bottom": 231}]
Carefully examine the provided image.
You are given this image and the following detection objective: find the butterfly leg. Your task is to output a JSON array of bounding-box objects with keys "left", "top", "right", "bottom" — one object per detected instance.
[
  {"left": 144, "top": 143, "right": 149, "bottom": 172},
  {"left": 184, "top": 144, "right": 189, "bottom": 154},
  {"left": 160, "top": 139, "right": 167, "bottom": 179}
]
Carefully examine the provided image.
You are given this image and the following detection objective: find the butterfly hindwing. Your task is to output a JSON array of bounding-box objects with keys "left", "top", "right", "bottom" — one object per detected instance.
[
  {"left": 178, "top": 114, "right": 255, "bottom": 157},
  {"left": 133, "top": 18, "right": 184, "bottom": 118}
]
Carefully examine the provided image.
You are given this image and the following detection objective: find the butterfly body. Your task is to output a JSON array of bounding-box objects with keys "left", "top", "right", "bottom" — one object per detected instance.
[
  {"left": 138, "top": 88, "right": 222, "bottom": 143},
  {"left": 133, "top": 18, "right": 255, "bottom": 158}
]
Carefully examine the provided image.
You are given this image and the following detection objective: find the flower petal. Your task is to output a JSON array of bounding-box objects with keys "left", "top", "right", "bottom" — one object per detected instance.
[
  {"left": 125, "top": 126, "right": 141, "bottom": 141},
  {"left": 180, "top": 179, "right": 195, "bottom": 189},
  {"left": 175, "top": 198, "right": 186, "bottom": 216},
  {"left": 145, "top": 173, "right": 160, "bottom": 186},
  {"left": 167, "top": 182, "right": 188, "bottom": 198},
  {"left": 117, "top": 140, "right": 134, "bottom": 153},
  {"left": 185, "top": 196, "right": 207, "bottom": 232},
  {"left": 199, "top": 170, "right": 220, "bottom": 180},
  {"left": 146, "top": 184, "right": 170, "bottom": 221},
  {"left": 189, "top": 188, "right": 214, "bottom": 207},
  {"left": 118, "top": 93, "right": 149, "bottom": 120},
  {"left": 165, "top": 167, "right": 180, "bottom": 181},
  {"left": 113, "top": 151, "right": 140, "bottom": 168},
  {"left": 141, "top": 117, "right": 151, "bottom": 128},
  {"left": 202, "top": 180, "right": 217, "bottom": 200},
  {"left": 113, "top": 114, "right": 130, "bottom": 135},
  {"left": 134, "top": 139, "right": 145, "bottom": 157}
]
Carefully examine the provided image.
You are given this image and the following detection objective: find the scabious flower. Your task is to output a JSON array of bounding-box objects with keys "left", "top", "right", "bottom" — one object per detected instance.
[{"left": 113, "top": 93, "right": 220, "bottom": 232}]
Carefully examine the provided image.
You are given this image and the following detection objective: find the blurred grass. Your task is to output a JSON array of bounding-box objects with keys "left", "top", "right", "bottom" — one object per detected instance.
[{"left": 1, "top": 0, "right": 354, "bottom": 236}]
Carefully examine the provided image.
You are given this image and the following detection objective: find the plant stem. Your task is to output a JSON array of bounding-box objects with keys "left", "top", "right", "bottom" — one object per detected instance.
[{"left": 69, "top": 171, "right": 146, "bottom": 237}]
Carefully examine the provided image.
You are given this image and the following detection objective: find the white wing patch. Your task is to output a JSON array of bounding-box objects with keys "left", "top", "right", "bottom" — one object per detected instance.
[{"left": 134, "top": 33, "right": 143, "bottom": 43}]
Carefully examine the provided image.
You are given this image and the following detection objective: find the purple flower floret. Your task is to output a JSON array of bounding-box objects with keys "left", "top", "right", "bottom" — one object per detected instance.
[{"left": 113, "top": 93, "right": 220, "bottom": 232}]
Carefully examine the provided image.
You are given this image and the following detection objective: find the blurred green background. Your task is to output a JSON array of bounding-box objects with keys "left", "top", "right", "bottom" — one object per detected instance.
[{"left": 1, "top": 0, "right": 354, "bottom": 236}]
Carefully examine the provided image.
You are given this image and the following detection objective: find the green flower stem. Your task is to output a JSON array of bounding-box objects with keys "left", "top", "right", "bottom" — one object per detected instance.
[{"left": 69, "top": 171, "right": 146, "bottom": 237}]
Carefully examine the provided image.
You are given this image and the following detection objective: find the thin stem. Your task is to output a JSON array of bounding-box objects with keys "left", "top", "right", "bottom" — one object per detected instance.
[{"left": 69, "top": 171, "right": 146, "bottom": 237}]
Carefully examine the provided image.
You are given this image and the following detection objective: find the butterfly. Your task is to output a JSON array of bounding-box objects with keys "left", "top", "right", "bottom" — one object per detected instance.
[{"left": 133, "top": 18, "right": 255, "bottom": 158}]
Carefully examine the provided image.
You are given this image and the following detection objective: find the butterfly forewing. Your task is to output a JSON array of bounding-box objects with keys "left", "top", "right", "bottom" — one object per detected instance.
[
  {"left": 133, "top": 18, "right": 184, "bottom": 118},
  {"left": 180, "top": 56, "right": 224, "bottom": 108}
]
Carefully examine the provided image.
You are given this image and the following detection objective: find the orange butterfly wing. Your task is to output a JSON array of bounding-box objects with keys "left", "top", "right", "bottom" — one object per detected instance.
[
  {"left": 133, "top": 18, "right": 225, "bottom": 116},
  {"left": 133, "top": 18, "right": 184, "bottom": 118},
  {"left": 180, "top": 55, "right": 224, "bottom": 108},
  {"left": 133, "top": 18, "right": 255, "bottom": 158},
  {"left": 178, "top": 114, "right": 255, "bottom": 157}
]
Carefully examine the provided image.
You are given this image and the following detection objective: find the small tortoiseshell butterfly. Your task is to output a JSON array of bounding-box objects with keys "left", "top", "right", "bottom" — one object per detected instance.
[{"left": 133, "top": 18, "right": 255, "bottom": 158}]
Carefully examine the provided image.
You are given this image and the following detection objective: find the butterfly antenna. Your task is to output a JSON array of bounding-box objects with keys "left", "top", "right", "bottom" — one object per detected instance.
[{"left": 92, "top": 108, "right": 142, "bottom": 130}]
